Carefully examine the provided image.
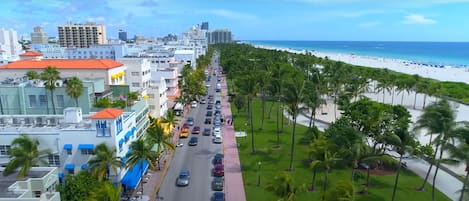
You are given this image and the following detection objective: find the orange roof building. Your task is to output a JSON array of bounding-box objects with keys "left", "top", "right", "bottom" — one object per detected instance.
[
  {"left": 20, "top": 51, "right": 43, "bottom": 57},
  {"left": 0, "top": 59, "right": 127, "bottom": 86},
  {"left": 91, "top": 108, "right": 123, "bottom": 119}
]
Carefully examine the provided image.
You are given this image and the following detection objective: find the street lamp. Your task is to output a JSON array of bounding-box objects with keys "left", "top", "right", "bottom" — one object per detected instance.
[{"left": 257, "top": 161, "right": 262, "bottom": 186}]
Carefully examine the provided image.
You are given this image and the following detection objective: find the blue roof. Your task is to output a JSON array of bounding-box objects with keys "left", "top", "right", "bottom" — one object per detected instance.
[
  {"left": 121, "top": 159, "right": 149, "bottom": 189},
  {"left": 81, "top": 164, "right": 88, "bottom": 169},
  {"left": 64, "top": 164, "right": 75, "bottom": 170},
  {"left": 63, "top": 144, "right": 72, "bottom": 150},
  {"left": 78, "top": 144, "right": 94, "bottom": 150}
]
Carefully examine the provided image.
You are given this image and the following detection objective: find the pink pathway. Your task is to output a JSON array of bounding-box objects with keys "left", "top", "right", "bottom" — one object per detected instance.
[{"left": 220, "top": 76, "right": 247, "bottom": 201}]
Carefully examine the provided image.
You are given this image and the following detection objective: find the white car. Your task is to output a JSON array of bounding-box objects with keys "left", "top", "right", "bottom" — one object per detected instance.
[
  {"left": 213, "top": 136, "right": 223, "bottom": 144},
  {"left": 213, "top": 127, "right": 222, "bottom": 136},
  {"left": 191, "top": 101, "right": 198, "bottom": 108}
]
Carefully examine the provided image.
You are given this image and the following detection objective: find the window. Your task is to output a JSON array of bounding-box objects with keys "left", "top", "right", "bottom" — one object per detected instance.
[
  {"left": 39, "top": 95, "right": 48, "bottom": 106},
  {"left": 29, "top": 95, "right": 37, "bottom": 107},
  {"left": 48, "top": 154, "right": 60, "bottom": 166},
  {"left": 149, "top": 105, "right": 155, "bottom": 110},
  {"left": 67, "top": 149, "right": 72, "bottom": 155},
  {"left": 149, "top": 94, "right": 155, "bottom": 98},
  {"left": 132, "top": 82, "right": 140, "bottom": 87},
  {"left": 56, "top": 95, "right": 64, "bottom": 107},
  {"left": 81, "top": 149, "right": 94, "bottom": 155},
  {"left": 34, "top": 191, "right": 41, "bottom": 198},
  {"left": 0, "top": 145, "right": 11, "bottom": 155},
  {"left": 131, "top": 72, "right": 139, "bottom": 76}
]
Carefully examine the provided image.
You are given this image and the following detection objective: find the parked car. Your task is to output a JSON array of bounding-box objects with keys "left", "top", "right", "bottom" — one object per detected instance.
[
  {"left": 176, "top": 169, "right": 190, "bottom": 186},
  {"left": 188, "top": 137, "right": 198, "bottom": 146},
  {"left": 213, "top": 127, "right": 221, "bottom": 136},
  {"left": 207, "top": 104, "right": 213, "bottom": 110},
  {"left": 187, "top": 117, "right": 194, "bottom": 126},
  {"left": 212, "top": 164, "right": 224, "bottom": 177},
  {"left": 200, "top": 99, "right": 207, "bottom": 104},
  {"left": 191, "top": 101, "right": 198, "bottom": 108},
  {"left": 213, "top": 153, "right": 224, "bottom": 165},
  {"left": 213, "top": 136, "right": 223, "bottom": 144},
  {"left": 203, "top": 128, "right": 211, "bottom": 136},
  {"left": 206, "top": 111, "right": 213, "bottom": 117},
  {"left": 204, "top": 118, "right": 212, "bottom": 125},
  {"left": 211, "top": 192, "right": 225, "bottom": 201},
  {"left": 211, "top": 177, "right": 224, "bottom": 191}
]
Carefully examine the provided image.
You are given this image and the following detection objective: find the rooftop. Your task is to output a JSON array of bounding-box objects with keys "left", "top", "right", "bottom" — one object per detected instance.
[
  {"left": 0, "top": 169, "right": 49, "bottom": 198},
  {"left": 0, "top": 59, "right": 123, "bottom": 69},
  {"left": 90, "top": 108, "right": 124, "bottom": 119},
  {"left": 19, "top": 51, "right": 43, "bottom": 56}
]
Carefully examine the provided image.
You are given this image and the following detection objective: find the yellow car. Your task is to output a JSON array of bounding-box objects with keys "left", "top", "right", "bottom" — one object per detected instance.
[{"left": 179, "top": 131, "right": 189, "bottom": 138}]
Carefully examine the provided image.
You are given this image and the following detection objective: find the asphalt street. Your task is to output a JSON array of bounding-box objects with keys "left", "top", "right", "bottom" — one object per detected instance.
[{"left": 158, "top": 58, "right": 223, "bottom": 201}]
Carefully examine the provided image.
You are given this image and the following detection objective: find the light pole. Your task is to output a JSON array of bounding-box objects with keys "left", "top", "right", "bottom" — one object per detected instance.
[{"left": 257, "top": 161, "right": 262, "bottom": 186}]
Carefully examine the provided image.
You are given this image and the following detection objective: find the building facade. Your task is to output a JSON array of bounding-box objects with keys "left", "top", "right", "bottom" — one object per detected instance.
[
  {"left": 151, "top": 67, "right": 179, "bottom": 100},
  {"left": 58, "top": 23, "right": 107, "bottom": 48},
  {"left": 31, "top": 26, "right": 48, "bottom": 44},
  {"left": 208, "top": 29, "right": 232, "bottom": 44},
  {"left": 0, "top": 28, "right": 22, "bottom": 61},
  {"left": 118, "top": 29, "right": 127, "bottom": 42},
  {"left": 117, "top": 58, "right": 151, "bottom": 94},
  {"left": 201, "top": 22, "right": 209, "bottom": 30},
  {"left": 147, "top": 77, "right": 168, "bottom": 117}
]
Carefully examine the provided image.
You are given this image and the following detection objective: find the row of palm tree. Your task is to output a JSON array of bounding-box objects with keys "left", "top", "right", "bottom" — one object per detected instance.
[
  {"left": 26, "top": 66, "right": 84, "bottom": 114},
  {"left": 215, "top": 43, "right": 468, "bottom": 201}
]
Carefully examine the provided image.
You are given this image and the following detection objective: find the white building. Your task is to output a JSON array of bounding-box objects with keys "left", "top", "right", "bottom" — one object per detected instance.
[
  {"left": 30, "top": 44, "right": 66, "bottom": 59},
  {"left": 174, "top": 49, "right": 195, "bottom": 67},
  {"left": 118, "top": 58, "right": 151, "bottom": 94},
  {"left": 148, "top": 77, "right": 168, "bottom": 117},
  {"left": 0, "top": 105, "right": 150, "bottom": 190},
  {"left": 30, "top": 26, "right": 48, "bottom": 44},
  {"left": 0, "top": 28, "right": 22, "bottom": 62},
  {"left": 0, "top": 167, "right": 61, "bottom": 201},
  {"left": 151, "top": 67, "right": 179, "bottom": 100},
  {"left": 30, "top": 44, "right": 127, "bottom": 60}
]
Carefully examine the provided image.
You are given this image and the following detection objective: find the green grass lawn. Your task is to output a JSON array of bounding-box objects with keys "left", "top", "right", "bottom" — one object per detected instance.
[{"left": 231, "top": 99, "right": 451, "bottom": 201}]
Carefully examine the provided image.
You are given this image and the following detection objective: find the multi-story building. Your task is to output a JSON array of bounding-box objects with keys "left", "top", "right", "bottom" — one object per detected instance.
[
  {"left": 208, "top": 29, "right": 232, "bottom": 44},
  {"left": 0, "top": 167, "right": 61, "bottom": 201},
  {"left": 151, "top": 67, "right": 179, "bottom": 100},
  {"left": 30, "top": 44, "right": 127, "bottom": 60},
  {"left": 30, "top": 26, "right": 48, "bottom": 44},
  {"left": 117, "top": 58, "right": 151, "bottom": 94},
  {"left": 0, "top": 57, "right": 127, "bottom": 86},
  {"left": 30, "top": 44, "right": 66, "bottom": 59},
  {"left": 0, "top": 28, "right": 22, "bottom": 61},
  {"left": 201, "top": 22, "right": 209, "bottom": 30},
  {"left": 147, "top": 77, "right": 168, "bottom": 117},
  {"left": 58, "top": 22, "right": 106, "bottom": 48},
  {"left": 118, "top": 29, "right": 127, "bottom": 42}
]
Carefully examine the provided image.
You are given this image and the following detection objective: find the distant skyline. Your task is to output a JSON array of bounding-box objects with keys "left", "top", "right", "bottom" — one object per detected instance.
[{"left": 1, "top": 0, "right": 469, "bottom": 41}]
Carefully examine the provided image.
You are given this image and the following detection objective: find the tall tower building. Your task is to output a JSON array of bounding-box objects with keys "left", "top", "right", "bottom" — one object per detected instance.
[
  {"left": 0, "top": 28, "right": 22, "bottom": 60},
  {"left": 209, "top": 29, "right": 232, "bottom": 44},
  {"left": 201, "top": 22, "right": 209, "bottom": 30},
  {"left": 30, "top": 26, "right": 49, "bottom": 44},
  {"left": 118, "top": 29, "right": 127, "bottom": 41},
  {"left": 58, "top": 22, "right": 106, "bottom": 48}
]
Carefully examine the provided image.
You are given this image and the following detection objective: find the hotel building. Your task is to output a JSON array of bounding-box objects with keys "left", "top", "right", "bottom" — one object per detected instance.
[
  {"left": 30, "top": 26, "right": 48, "bottom": 44},
  {"left": 58, "top": 23, "right": 106, "bottom": 48}
]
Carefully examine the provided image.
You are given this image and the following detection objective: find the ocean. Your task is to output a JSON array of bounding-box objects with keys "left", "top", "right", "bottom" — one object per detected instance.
[{"left": 248, "top": 41, "right": 469, "bottom": 67}]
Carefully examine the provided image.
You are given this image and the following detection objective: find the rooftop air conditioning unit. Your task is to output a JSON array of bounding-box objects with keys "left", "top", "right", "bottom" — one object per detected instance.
[{"left": 55, "top": 80, "right": 63, "bottom": 87}]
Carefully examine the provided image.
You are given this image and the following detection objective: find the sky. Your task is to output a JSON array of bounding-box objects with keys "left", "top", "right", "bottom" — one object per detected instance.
[{"left": 1, "top": 0, "right": 469, "bottom": 41}]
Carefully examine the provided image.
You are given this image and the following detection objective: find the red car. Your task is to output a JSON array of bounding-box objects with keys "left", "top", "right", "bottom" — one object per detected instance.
[
  {"left": 192, "top": 126, "right": 201, "bottom": 134},
  {"left": 212, "top": 164, "right": 224, "bottom": 177}
]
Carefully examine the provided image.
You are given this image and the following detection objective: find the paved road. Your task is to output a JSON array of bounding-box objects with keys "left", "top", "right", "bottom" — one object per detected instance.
[{"left": 158, "top": 56, "right": 223, "bottom": 201}]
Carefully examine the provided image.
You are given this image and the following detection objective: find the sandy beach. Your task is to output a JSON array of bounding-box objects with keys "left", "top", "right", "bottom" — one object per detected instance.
[{"left": 254, "top": 44, "right": 469, "bottom": 84}]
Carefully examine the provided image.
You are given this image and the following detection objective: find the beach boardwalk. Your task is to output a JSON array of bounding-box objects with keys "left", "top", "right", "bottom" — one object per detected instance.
[{"left": 220, "top": 68, "right": 247, "bottom": 201}]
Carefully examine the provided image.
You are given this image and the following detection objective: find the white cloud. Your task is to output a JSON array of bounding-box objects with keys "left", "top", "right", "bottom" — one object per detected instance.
[
  {"left": 329, "top": 9, "right": 385, "bottom": 18},
  {"left": 402, "top": 14, "right": 436, "bottom": 24},
  {"left": 207, "top": 9, "right": 257, "bottom": 21}
]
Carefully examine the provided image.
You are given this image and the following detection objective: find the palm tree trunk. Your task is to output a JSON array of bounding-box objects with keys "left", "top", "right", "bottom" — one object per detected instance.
[
  {"left": 310, "top": 168, "right": 317, "bottom": 191},
  {"left": 249, "top": 98, "right": 255, "bottom": 154},
  {"left": 391, "top": 88, "right": 395, "bottom": 105},
  {"left": 288, "top": 115, "right": 297, "bottom": 171},
  {"left": 432, "top": 148, "right": 445, "bottom": 201},
  {"left": 333, "top": 95, "right": 337, "bottom": 120},
  {"left": 276, "top": 98, "right": 280, "bottom": 148},
  {"left": 308, "top": 108, "right": 314, "bottom": 129},
  {"left": 418, "top": 145, "right": 439, "bottom": 191},
  {"left": 382, "top": 90, "right": 386, "bottom": 103},
  {"left": 366, "top": 167, "right": 371, "bottom": 186},
  {"left": 460, "top": 170, "right": 469, "bottom": 201},
  {"left": 391, "top": 155, "right": 403, "bottom": 201},
  {"left": 268, "top": 101, "right": 275, "bottom": 119},
  {"left": 140, "top": 160, "right": 144, "bottom": 193},
  {"left": 423, "top": 94, "right": 427, "bottom": 109},
  {"left": 281, "top": 103, "right": 285, "bottom": 133},
  {"left": 50, "top": 89, "right": 56, "bottom": 114},
  {"left": 260, "top": 91, "right": 265, "bottom": 130},
  {"left": 401, "top": 92, "right": 405, "bottom": 105},
  {"left": 322, "top": 169, "right": 329, "bottom": 201},
  {"left": 413, "top": 92, "right": 418, "bottom": 109}
]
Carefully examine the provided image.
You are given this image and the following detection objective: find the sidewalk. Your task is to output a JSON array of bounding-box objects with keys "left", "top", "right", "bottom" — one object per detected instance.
[
  {"left": 220, "top": 74, "right": 247, "bottom": 201},
  {"left": 290, "top": 103, "right": 462, "bottom": 201}
]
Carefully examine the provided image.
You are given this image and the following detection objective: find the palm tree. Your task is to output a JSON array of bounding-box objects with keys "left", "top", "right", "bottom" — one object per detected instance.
[
  {"left": 412, "top": 74, "right": 421, "bottom": 109},
  {"left": 3, "top": 135, "right": 50, "bottom": 179},
  {"left": 265, "top": 172, "right": 303, "bottom": 201},
  {"left": 88, "top": 181, "right": 122, "bottom": 201},
  {"left": 88, "top": 143, "right": 124, "bottom": 182},
  {"left": 26, "top": 70, "right": 40, "bottom": 80},
  {"left": 311, "top": 150, "right": 341, "bottom": 201},
  {"left": 126, "top": 138, "right": 157, "bottom": 193},
  {"left": 161, "top": 110, "right": 178, "bottom": 136},
  {"left": 236, "top": 73, "right": 259, "bottom": 154},
  {"left": 283, "top": 73, "right": 305, "bottom": 171},
  {"left": 66, "top": 76, "right": 84, "bottom": 107},
  {"left": 390, "top": 130, "right": 416, "bottom": 201},
  {"left": 304, "top": 81, "right": 322, "bottom": 130},
  {"left": 146, "top": 117, "right": 175, "bottom": 170},
  {"left": 40, "top": 66, "right": 61, "bottom": 114},
  {"left": 447, "top": 122, "right": 469, "bottom": 201},
  {"left": 414, "top": 99, "right": 456, "bottom": 193}
]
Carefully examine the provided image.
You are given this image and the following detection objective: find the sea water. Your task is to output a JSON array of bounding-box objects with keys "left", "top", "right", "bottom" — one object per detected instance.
[{"left": 248, "top": 40, "right": 469, "bottom": 67}]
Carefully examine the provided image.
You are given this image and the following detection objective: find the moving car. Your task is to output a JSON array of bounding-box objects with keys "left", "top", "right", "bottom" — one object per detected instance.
[
  {"left": 176, "top": 169, "right": 190, "bottom": 186},
  {"left": 207, "top": 104, "right": 213, "bottom": 110},
  {"left": 213, "top": 136, "right": 223, "bottom": 144},
  {"left": 191, "top": 101, "right": 198, "bottom": 108},
  {"left": 187, "top": 117, "right": 194, "bottom": 126},
  {"left": 203, "top": 128, "right": 211, "bottom": 136},
  {"left": 211, "top": 177, "right": 224, "bottom": 191},
  {"left": 204, "top": 118, "right": 212, "bottom": 124},
  {"left": 192, "top": 126, "right": 201, "bottom": 134},
  {"left": 211, "top": 192, "right": 225, "bottom": 201},
  {"left": 206, "top": 111, "right": 213, "bottom": 117},
  {"left": 200, "top": 99, "right": 207, "bottom": 104},
  {"left": 188, "top": 137, "right": 198, "bottom": 146},
  {"left": 212, "top": 164, "right": 224, "bottom": 177},
  {"left": 213, "top": 153, "right": 223, "bottom": 165},
  {"left": 213, "top": 127, "right": 221, "bottom": 136}
]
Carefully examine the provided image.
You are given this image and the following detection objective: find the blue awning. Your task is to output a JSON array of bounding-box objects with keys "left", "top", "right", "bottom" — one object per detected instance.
[
  {"left": 64, "top": 164, "right": 75, "bottom": 170},
  {"left": 63, "top": 144, "right": 72, "bottom": 150},
  {"left": 131, "top": 127, "right": 136, "bottom": 133},
  {"left": 81, "top": 164, "right": 88, "bottom": 169},
  {"left": 119, "top": 139, "right": 124, "bottom": 146},
  {"left": 125, "top": 130, "right": 133, "bottom": 140},
  {"left": 78, "top": 144, "right": 94, "bottom": 150},
  {"left": 58, "top": 172, "right": 64, "bottom": 179},
  {"left": 121, "top": 160, "right": 149, "bottom": 189}
]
